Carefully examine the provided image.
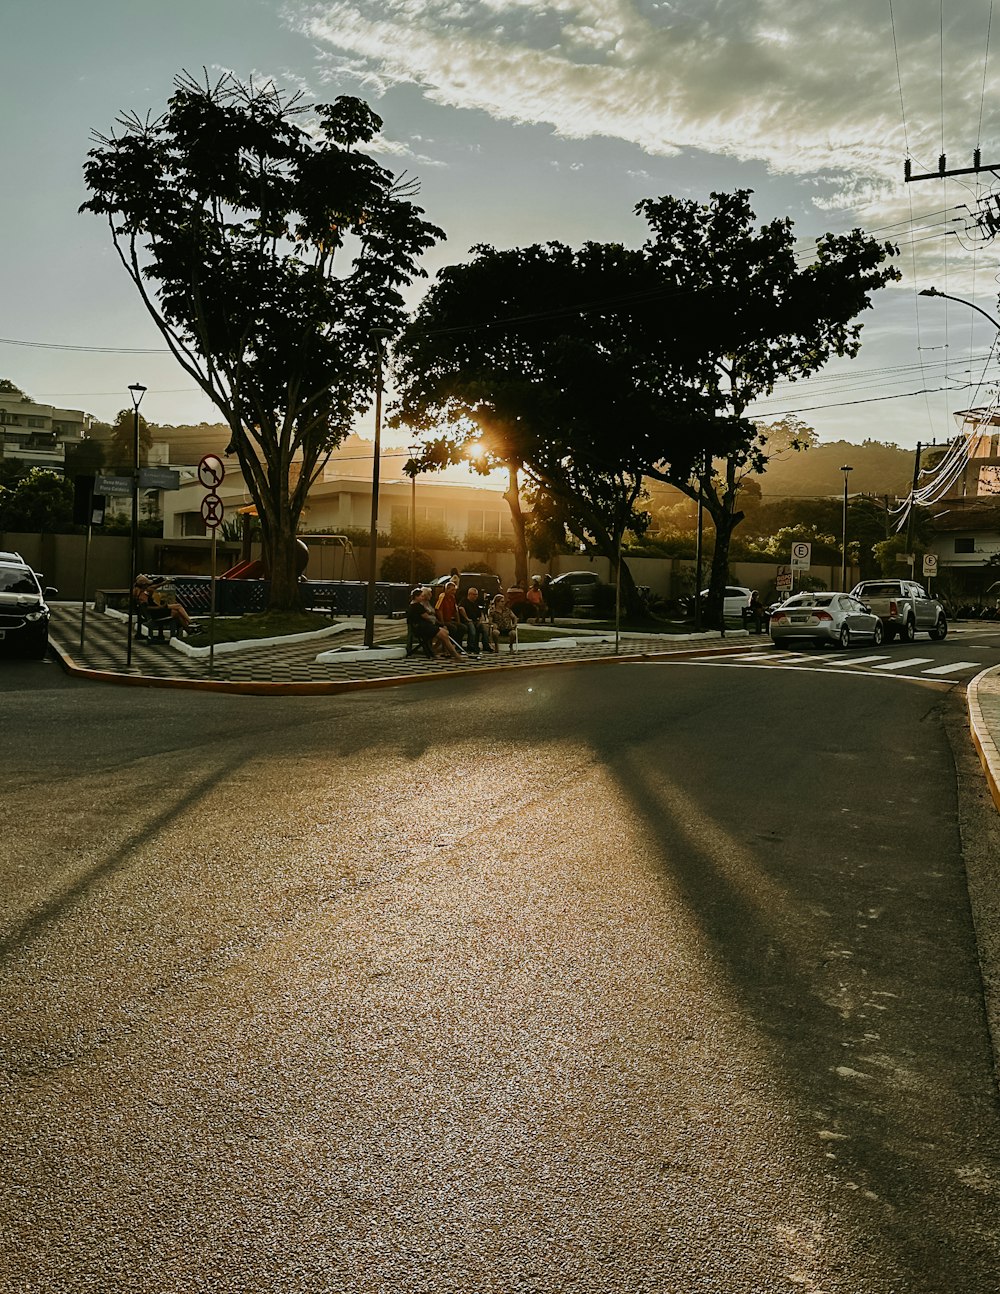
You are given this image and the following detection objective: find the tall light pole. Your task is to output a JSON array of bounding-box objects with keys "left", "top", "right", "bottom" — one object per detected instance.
[
  {"left": 407, "top": 442, "right": 420, "bottom": 588},
  {"left": 125, "top": 382, "right": 147, "bottom": 668},
  {"left": 364, "top": 329, "right": 392, "bottom": 649},
  {"left": 841, "top": 464, "right": 853, "bottom": 591}
]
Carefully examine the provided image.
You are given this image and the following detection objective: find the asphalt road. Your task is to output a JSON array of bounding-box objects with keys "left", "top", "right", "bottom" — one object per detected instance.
[{"left": 1, "top": 656, "right": 999, "bottom": 1293}]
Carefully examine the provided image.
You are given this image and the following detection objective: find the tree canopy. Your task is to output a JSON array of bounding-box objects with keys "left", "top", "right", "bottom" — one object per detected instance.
[
  {"left": 394, "top": 191, "right": 898, "bottom": 617},
  {"left": 81, "top": 70, "right": 443, "bottom": 606}
]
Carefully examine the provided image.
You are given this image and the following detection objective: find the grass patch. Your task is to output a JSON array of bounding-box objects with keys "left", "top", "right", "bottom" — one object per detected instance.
[{"left": 194, "top": 611, "right": 336, "bottom": 646}]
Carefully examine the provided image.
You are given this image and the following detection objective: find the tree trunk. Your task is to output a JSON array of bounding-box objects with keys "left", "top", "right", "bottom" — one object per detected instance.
[{"left": 503, "top": 463, "right": 529, "bottom": 588}]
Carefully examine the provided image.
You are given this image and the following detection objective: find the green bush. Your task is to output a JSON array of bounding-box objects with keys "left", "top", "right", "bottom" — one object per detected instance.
[{"left": 380, "top": 548, "right": 435, "bottom": 583}]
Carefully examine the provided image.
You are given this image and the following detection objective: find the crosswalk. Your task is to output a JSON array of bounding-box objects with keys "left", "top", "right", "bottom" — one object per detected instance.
[{"left": 673, "top": 647, "right": 983, "bottom": 683}]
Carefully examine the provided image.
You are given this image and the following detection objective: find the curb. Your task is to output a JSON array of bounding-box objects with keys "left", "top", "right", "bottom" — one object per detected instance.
[
  {"left": 47, "top": 633, "right": 755, "bottom": 698},
  {"left": 968, "top": 665, "right": 1000, "bottom": 814}
]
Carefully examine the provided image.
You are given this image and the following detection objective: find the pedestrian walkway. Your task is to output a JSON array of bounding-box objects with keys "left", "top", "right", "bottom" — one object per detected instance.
[{"left": 47, "top": 604, "right": 735, "bottom": 691}]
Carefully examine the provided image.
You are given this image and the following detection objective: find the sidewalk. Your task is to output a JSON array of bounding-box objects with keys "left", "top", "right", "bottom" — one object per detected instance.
[{"left": 46, "top": 603, "right": 746, "bottom": 695}]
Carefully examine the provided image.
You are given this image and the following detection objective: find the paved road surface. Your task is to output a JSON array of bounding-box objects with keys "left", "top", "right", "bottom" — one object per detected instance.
[{"left": 1, "top": 660, "right": 998, "bottom": 1292}]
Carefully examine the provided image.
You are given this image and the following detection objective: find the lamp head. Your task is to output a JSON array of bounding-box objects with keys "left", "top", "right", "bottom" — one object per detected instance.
[{"left": 128, "top": 382, "right": 147, "bottom": 409}]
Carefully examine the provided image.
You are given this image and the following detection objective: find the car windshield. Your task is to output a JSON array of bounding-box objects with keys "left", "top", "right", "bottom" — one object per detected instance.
[{"left": 0, "top": 569, "right": 39, "bottom": 595}]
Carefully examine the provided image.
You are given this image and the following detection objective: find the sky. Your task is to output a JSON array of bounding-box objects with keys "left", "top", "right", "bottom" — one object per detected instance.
[{"left": 4, "top": 0, "right": 1000, "bottom": 456}]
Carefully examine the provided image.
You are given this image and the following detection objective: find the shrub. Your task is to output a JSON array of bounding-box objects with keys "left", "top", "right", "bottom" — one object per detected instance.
[{"left": 380, "top": 548, "right": 435, "bottom": 583}]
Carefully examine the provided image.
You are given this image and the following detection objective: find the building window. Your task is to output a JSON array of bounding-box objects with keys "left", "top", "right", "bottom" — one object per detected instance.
[
  {"left": 180, "top": 512, "right": 207, "bottom": 537},
  {"left": 27, "top": 417, "right": 46, "bottom": 429},
  {"left": 466, "top": 509, "right": 502, "bottom": 537},
  {"left": 954, "top": 537, "right": 975, "bottom": 554}
]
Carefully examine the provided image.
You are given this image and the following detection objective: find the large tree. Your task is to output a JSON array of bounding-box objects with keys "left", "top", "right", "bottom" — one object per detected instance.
[
  {"left": 634, "top": 191, "right": 899, "bottom": 622},
  {"left": 396, "top": 193, "right": 898, "bottom": 624},
  {"left": 81, "top": 71, "right": 442, "bottom": 608},
  {"left": 393, "top": 239, "right": 712, "bottom": 598}
]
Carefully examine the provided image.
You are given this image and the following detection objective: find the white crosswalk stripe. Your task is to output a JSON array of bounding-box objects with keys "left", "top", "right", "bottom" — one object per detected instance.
[
  {"left": 922, "top": 661, "right": 981, "bottom": 675},
  {"left": 820, "top": 654, "right": 891, "bottom": 667},
  {"left": 872, "top": 657, "right": 933, "bottom": 670}
]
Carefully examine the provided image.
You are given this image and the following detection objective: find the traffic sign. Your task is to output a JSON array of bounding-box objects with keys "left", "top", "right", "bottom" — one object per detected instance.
[
  {"left": 923, "top": 553, "right": 938, "bottom": 576},
  {"left": 201, "top": 492, "right": 225, "bottom": 530},
  {"left": 96, "top": 474, "right": 133, "bottom": 497},
  {"left": 790, "top": 541, "right": 811, "bottom": 570},
  {"left": 198, "top": 454, "right": 226, "bottom": 489},
  {"left": 139, "top": 467, "right": 181, "bottom": 490}
]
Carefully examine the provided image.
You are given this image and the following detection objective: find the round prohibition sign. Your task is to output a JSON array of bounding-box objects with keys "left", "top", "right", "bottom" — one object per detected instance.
[
  {"left": 198, "top": 454, "right": 226, "bottom": 489},
  {"left": 201, "top": 491, "right": 225, "bottom": 530}
]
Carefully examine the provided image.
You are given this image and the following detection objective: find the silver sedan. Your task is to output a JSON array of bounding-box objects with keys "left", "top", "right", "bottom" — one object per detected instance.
[{"left": 768, "top": 592, "right": 884, "bottom": 649}]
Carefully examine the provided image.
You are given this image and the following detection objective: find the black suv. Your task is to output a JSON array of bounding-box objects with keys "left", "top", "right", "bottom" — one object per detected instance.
[{"left": 0, "top": 560, "right": 56, "bottom": 658}]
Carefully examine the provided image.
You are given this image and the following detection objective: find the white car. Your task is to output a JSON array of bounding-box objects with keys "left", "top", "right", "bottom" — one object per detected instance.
[{"left": 700, "top": 585, "right": 753, "bottom": 618}]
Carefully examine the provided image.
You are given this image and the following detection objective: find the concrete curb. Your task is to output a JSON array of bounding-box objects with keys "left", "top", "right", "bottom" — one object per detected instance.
[
  {"left": 968, "top": 665, "right": 1000, "bottom": 815},
  {"left": 46, "top": 632, "right": 756, "bottom": 697}
]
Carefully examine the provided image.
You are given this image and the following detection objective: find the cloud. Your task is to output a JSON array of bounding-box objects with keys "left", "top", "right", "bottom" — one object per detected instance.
[
  {"left": 290, "top": 0, "right": 999, "bottom": 189},
  {"left": 287, "top": 0, "right": 1000, "bottom": 287}
]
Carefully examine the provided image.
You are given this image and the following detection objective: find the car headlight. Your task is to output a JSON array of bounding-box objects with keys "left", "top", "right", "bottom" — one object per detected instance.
[{"left": 25, "top": 610, "right": 47, "bottom": 622}]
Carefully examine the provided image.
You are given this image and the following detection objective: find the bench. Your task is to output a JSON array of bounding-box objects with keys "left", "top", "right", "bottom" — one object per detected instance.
[{"left": 134, "top": 598, "right": 175, "bottom": 642}]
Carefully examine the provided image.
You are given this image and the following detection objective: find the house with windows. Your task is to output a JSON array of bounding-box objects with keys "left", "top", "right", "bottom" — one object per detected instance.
[
  {"left": 159, "top": 433, "right": 511, "bottom": 544},
  {"left": 0, "top": 393, "right": 89, "bottom": 473},
  {"left": 927, "top": 412, "right": 1000, "bottom": 597}
]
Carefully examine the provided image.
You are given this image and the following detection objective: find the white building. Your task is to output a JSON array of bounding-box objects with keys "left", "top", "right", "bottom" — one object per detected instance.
[{"left": 0, "top": 394, "right": 89, "bottom": 473}]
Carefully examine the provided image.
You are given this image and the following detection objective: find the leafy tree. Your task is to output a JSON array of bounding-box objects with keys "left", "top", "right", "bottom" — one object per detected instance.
[
  {"left": 393, "top": 239, "right": 701, "bottom": 605},
  {"left": 395, "top": 195, "right": 897, "bottom": 621},
  {"left": 0, "top": 379, "right": 30, "bottom": 398},
  {"left": 63, "top": 437, "right": 107, "bottom": 477},
  {"left": 0, "top": 469, "right": 74, "bottom": 533},
  {"left": 380, "top": 548, "right": 435, "bottom": 583},
  {"left": 633, "top": 191, "right": 899, "bottom": 623},
  {"left": 81, "top": 70, "right": 443, "bottom": 608},
  {"left": 106, "top": 407, "right": 153, "bottom": 469}
]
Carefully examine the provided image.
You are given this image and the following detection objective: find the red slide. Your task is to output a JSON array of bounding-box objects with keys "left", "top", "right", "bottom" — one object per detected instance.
[{"left": 220, "top": 558, "right": 265, "bottom": 580}]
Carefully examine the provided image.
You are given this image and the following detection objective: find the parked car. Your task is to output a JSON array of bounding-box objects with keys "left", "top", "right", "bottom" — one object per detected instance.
[
  {"left": 0, "top": 558, "right": 57, "bottom": 658},
  {"left": 429, "top": 572, "right": 503, "bottom": 604},
  {"left": 769, "top": 591, "right": 884, "bottom": 649},
  {"left": 548, "top": 570, "right": 602, "bottom": 612},
  {"left": 698, "top": 585, "right": 754, "bottom": 618}
]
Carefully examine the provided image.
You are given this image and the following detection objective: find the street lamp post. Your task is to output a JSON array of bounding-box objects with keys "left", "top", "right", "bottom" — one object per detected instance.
[
  {"left": 841, "top": 464, "right": 853, "bottom": 591},
  {"left": 364, "top": 330, "right": 392, "bottom": 649},
  {"left": 408, "top": 442, "right": 420, "bottom": 588},
  {"left": 125, "top": 382, "right": 147, "bottom": 668}
]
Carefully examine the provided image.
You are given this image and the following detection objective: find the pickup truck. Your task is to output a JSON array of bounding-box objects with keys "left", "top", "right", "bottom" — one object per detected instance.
[{"left": 848, "top": 579, "right": 948, "bottom": 643}]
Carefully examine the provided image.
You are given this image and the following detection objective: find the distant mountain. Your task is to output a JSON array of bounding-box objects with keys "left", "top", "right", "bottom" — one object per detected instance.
[{"left": 754, "top": 439, "right": 914, "bottom": 500}]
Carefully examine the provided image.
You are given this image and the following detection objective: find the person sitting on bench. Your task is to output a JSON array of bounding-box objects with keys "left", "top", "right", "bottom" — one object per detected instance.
[
  {"left": 133, "top": 575, "right": 200, "bottom": 639},
  {"left": 486, "top": 593, "right": 519, "bottom": 653},
  {"left": 406, "top": 586, "right": 464, "bottom": 662}
]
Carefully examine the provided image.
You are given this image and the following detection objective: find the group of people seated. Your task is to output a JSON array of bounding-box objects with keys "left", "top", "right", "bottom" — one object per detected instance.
[{"left": 406, "top": 582, "right": 520, "bottom": 661}]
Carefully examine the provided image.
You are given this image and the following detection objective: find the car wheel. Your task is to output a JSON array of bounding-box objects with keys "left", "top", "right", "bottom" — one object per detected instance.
[
  {"left": 872, "top": 621, "right": 884, "bottom": 646},
  {"left": 838, "top": 624, "right": 851, "bottom": 649},
  {"left": 929, "top": 615, "right": 948, "bottom": 641},
  {"left": 902, "top": 617, "right": 916, "bottom": 643}
]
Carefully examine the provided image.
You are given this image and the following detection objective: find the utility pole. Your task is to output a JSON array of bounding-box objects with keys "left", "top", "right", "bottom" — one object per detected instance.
[
  {"left": 905, "top": 148, "right": 1000, "bottom": 183},
  {"left": 904, "top": 442, "right": 921, "bottom": 556}
]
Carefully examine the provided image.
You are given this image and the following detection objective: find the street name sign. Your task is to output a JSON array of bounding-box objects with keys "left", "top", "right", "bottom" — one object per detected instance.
[
  {"left": 96, "top": 474, "right": 133, "bottom": 497},
  {"left": 139, "top": 467, "right": 180, "bottom": 490}
]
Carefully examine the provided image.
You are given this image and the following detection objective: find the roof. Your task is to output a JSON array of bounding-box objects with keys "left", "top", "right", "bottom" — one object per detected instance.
[{"left": 930, "top": 498, "right": 1000, "bottom": 532}]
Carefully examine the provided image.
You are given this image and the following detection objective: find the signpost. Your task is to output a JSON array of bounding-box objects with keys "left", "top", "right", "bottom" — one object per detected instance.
[
  {"left": 923, "top": 552, "right": 938, "bottom": 589},
  {"left": 198, "top": 455, "right": 226, "bottom": 676}
]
